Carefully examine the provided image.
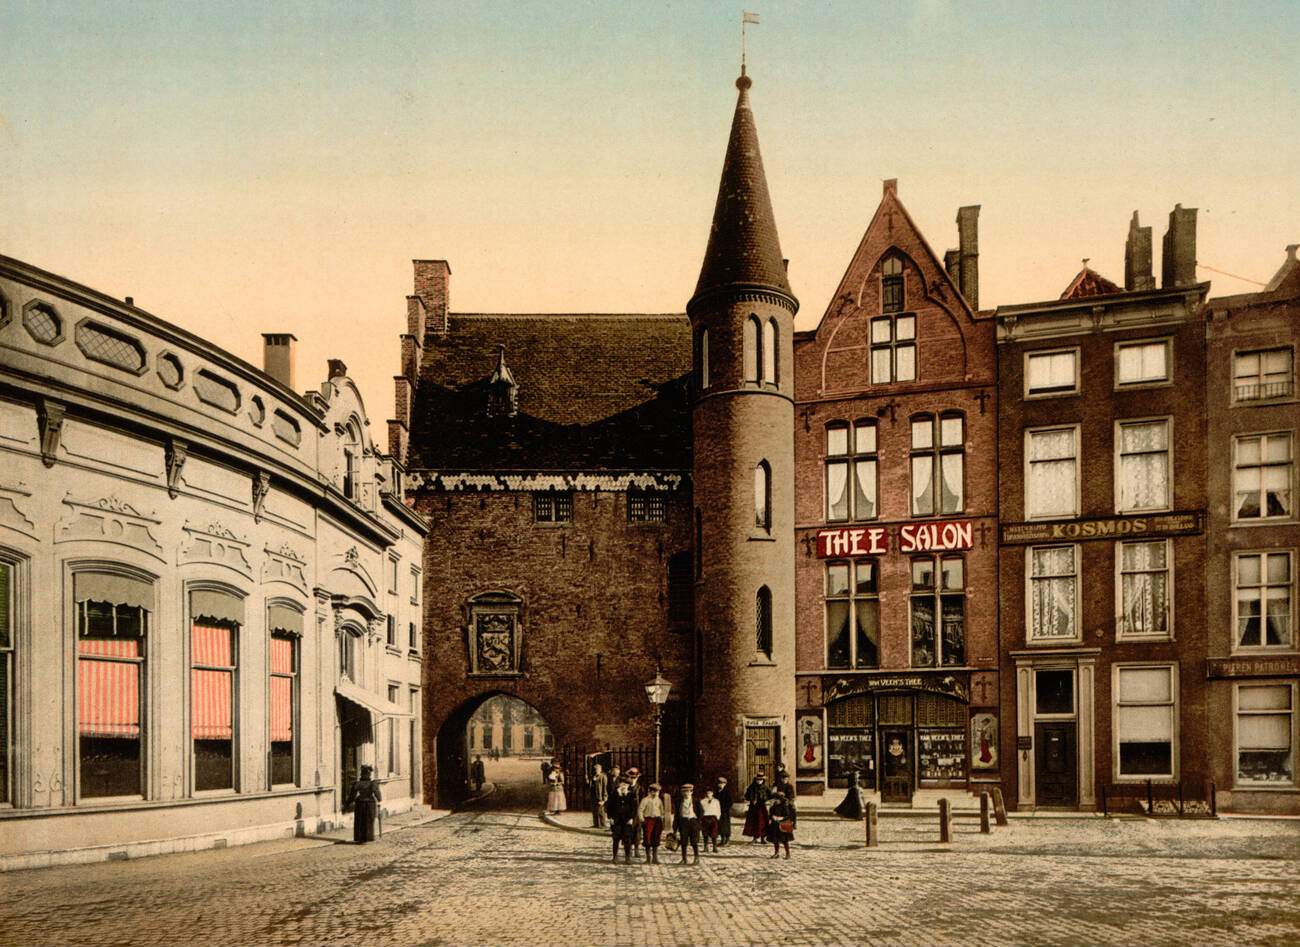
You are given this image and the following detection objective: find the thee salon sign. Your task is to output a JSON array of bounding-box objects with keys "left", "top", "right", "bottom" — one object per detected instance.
[{"left": 816, "top": 520, "right": 974, "bottom": 558}]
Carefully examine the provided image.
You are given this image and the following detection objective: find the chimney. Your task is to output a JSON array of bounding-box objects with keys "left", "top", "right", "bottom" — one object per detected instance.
[
  {"left": 412, "top": 260, "right": 451, "bottom": 337},
  {"left": 1124, "top": 211, "right": 1155, "bottom": 291},
  {"left": 327, "top": 358, "right": 348, "bottom": 380},
  {"left": 1161, "top": 204, "right": 1198, "bottom": 289},
  {"left": 943, "top": 249, "right": 960, "bottom": 284},
  {"left": 956, "top": 205, "right": 980, "bottom": 310},
  {"left": 262, "top": 333, "right": 297, "bottom": 390}
]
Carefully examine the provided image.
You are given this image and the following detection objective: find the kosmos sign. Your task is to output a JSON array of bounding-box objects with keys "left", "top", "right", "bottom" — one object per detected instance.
[{"left": 816, "top": 520, "right": 974, "bottom": 558}]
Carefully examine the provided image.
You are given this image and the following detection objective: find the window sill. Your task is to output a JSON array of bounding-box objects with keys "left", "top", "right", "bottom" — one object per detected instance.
[
  {"left": 385, "top": 646, "right": 403, "bottom": 656},
  {"left": 1116, "top": 636, "right": 1174, "bottom": 644},
  {"left": 1113, "top": 775, "right": 1176, "bottom": 784},
  {"left": 1024, "top": 638, "right": 1086, "bottom": 648},
  {"left": 1114, "top": 380, "right": 1174, "bottom": 392},
  {"left": 468, "top": 671, "right": 524, "bottom": 679},
  {"left": 532, "top": 521, "right": 571, "bottom": 529},
  {"left": 1024, "top": 390, "right": 1081, "bottom": 400},
  {"left": 748, "top": 532, "right": 776, "bottom": 542},
  {"left": 748, "top": 659, "right": 778, "bottom": 667},
  {"left": 1230, "top": 519, "right": 1300, "bottom": 528},
  {"left": 192, "top": 788, "right": 239, "bottom": 799},
  {"left": 3, "top": 786, "right": 327, "bottom": 819},
  {"left": 1228, "top": 648, "right": 1299, "bottom": 657},
  {"left": 1229, "top": 784, "right": 1300, "bottom": 793}
]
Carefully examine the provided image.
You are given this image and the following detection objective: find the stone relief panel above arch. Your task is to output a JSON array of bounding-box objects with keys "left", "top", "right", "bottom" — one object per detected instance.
[
  {"left": 178, "top": 520, "right": 252, "bottom": 579},
  {"left": 55, "top": 493, "right": 165, "bottom": 561}
]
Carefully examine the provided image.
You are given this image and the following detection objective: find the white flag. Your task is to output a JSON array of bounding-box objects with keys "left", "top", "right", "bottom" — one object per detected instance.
[{"left": 743, "top": 12, "right": 760, "bottom": 24}]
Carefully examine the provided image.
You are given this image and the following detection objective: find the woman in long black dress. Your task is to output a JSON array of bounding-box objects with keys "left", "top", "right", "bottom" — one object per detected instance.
[
  {"left": 834, "top": 769, "right": 865, "bottom": 820},
  {"left": 350, "top": 764, "right": 382, "bottom": 843},
  {"left": 766, "top": 787, "right": 796, "bottom": 859},
  {"left": 741, "top": 774, "right": 769, "bottom": 843}
]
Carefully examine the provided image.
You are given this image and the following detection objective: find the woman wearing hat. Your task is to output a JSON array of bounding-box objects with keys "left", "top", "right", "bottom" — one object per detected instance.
[
  {"left": 546, "top": 763, "right": 568, "bottom": 815},
  {"left": 766, "top": 786, "right": 797, "bottom": 859},
  {"left": 349, "top": 764, "right": 383, "bottom": 843},
  {"left": 742, "top": 772, "right": 770, "bottom": 843}
]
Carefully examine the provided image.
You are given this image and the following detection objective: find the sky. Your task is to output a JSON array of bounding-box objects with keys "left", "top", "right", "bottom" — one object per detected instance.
[{"left": 3, "top": 1, "right": 1298, "bottom": 427}]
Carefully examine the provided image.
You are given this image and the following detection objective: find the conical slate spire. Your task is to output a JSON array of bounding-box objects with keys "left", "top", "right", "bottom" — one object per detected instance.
[{"left": 691, "top": 71, "right": 794, "bottom": 306}]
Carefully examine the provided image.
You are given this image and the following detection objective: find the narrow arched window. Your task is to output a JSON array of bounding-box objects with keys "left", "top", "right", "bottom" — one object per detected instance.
[
  {"left": 700, "top": 328, "right": 710, "bottom": 389},
  {"left": 756, "top": 586, "right": 773, "bottom": 657},
  {"left": 762, "top": 319, "right": 777, "bottom": 384},
  {"left": 744, "top": 315, "right": 761, "bottom": 382},
  {"left": 754, "top": 460, "right": 771, "bottom": 531}
]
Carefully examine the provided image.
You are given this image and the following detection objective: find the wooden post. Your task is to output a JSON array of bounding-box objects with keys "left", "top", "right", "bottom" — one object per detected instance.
[
  {"left": 1209, "top": 780, "right": 1217, "bottom": 818},
  {"left": 991, "top": 786, "right": 1008, "bottom": 826},
  {"left": 864, "top": 802, "right": 879, "bottom": 848},
  {"left": 1146, "top": 779, "right": 1154, "bottom": 815},
  {"left": 938, "top": 798, "right": 952, "bottom": 844},
  {"left": 979, "top": 792, "right": 991, "bottom": 833}
]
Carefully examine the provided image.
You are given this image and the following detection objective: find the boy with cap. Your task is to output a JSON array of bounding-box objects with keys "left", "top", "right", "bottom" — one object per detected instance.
[
  {"left": 676, "top": 783, "right": 703, "bottom": 864},
  {"left": 715, "top": 776, "right": 733, "bottom": 846},
  {"left": 699, "top": 787, "right": 721, "bottom": 853},
  {"left": 637, "top": 780, "right": 665, "bottom": 864}
]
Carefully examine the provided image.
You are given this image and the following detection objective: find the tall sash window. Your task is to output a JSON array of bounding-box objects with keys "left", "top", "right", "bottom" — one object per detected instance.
[
  {"left": 191, "top": 590, "right": 242, "bottom": 792},
  {"left": 269, "top": 603, "right": 302, "bottom": 786}
]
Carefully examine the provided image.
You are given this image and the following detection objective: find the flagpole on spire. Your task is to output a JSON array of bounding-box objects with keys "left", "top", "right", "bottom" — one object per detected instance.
[{"left": 741, "top": 11, "right": 760, "bottom": 75}]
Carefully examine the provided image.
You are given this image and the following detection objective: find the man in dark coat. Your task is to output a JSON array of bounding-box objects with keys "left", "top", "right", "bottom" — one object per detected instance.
[
  {"left": 605, "top": 778, "right": 637, "bottom": 863},
  {"left": 541, "top": 757, "right": 553, "bottom": 785},
  {"left": 471, "top": 755, "right": 486, "bottom": 792},
  {"left": 349, "top": 764, "right": 382, "bottom": 843},
  {"left": 715, "top": 776, "right": 733, "bottom": 846},
  {"left": 624, "top": 767, "right": 644, "bottom": 856}
]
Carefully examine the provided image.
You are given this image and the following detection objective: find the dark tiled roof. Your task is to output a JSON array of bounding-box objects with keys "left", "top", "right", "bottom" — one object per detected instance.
[
  {"left": 691, "top": 74, "right": 793, "bottom": 305},
  {"left": 1060, "top": 265, "right": 1122, "bottom": 300},
  {"left": 409, "top": 313, "right": 692, "bottom": 471}
]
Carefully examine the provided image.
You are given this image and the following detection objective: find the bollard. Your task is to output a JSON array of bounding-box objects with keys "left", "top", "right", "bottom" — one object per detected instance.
[
  {"left": 938, "top": 798, "right": 952, "bottom": 844},
  {"left": 864, "top": 802, "right": 879, "bottom": 848},
  {"left": 991, "top": 786, "right": 1009, "bottom": 826},
  {"left": 979, "top": 792, "right": 991, "bottom": 833}
]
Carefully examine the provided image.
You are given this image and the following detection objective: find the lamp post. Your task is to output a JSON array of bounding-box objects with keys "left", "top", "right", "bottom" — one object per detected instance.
[{"left": 644, "top": 668, "right": 672, "bottom": 785}]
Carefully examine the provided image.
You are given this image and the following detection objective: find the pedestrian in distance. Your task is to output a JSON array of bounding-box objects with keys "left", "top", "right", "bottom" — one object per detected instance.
[
  {"left": 591, "top": 762, "right": 609, "bottom": 829},
  {"left": 349, "top": 764, "right": 382, "bottom": 844},
  {"left": 471, "top": 755, "right": 486, "bottom": 793},
  {"left": 625, "top": 767, "right": 643, "bottom": 856},
  {"left": 715, "top": 776, "right": 733, "bottom": 846},
  {"left": 605, "top": 777, "right": 637, "bottom": 864},
  {"left": 742, "top": 773, "right": 770, "bottom": 843},
  {"left": 638, "top": 781, "right": 666, "bottom": 864},
  {"left": 541, "top": 757, "right": 553, "bottom": 786},
  {"left": 699, "top": 787, "right": 721, "bottom": 853},
  {"left": 835, "top": 768, "right": 865, "bottom": 820},
  {"left": 547, "top": 764, "right": 567, "bottom": 815},
  {"left": 767, "top": 786, "right": 796, "bottom": 860},
  {"left": 775, "top": 762, "right": 795, "bottom": 799},
  {"left": 676, "top": 783, "right": 703, "bottom": 865}
]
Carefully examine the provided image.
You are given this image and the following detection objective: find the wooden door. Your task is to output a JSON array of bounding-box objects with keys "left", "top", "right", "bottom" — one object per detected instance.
[
  {"left": 1034, "top": 721, "right": 1077, "bottom": 808},
  {"left": 880, "top": 728, "right": 914, "bottom": 803},
  {"left": 745, "top": 726, "right": 777, "bottom": 786}
]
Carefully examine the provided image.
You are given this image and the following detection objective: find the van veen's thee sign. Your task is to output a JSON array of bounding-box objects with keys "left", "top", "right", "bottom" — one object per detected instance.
[{"left": 817, "top": 520, "right": 973, "bottom": 558}]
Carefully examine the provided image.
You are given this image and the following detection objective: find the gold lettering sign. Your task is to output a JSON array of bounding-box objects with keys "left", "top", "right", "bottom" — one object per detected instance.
[{"left": 1001, "top": 512, "right": 1203, "bottom": 545}]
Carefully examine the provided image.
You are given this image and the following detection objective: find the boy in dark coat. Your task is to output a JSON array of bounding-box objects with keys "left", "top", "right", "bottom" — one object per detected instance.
[
  {"left": 715, "top": 776, "right": 733, "bottom": 846},
  {"left": 676, "top": 784, "right": 703, "bottom": 865},
  {"left": 605, "top": 778, "right": 637, "bottom": 863}
]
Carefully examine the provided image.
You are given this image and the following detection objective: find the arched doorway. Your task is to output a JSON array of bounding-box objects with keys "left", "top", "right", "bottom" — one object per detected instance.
[{"left": 436, "top": 692, "right": 555, "bottom": 811}]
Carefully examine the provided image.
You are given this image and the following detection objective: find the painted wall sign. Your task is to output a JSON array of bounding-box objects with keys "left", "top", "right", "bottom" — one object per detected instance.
[
  {"left": 796, "top": 713, "right": 824, "bottom": 772},
  {"left": 744, "top": 716, "right": 783, "bottom": 728},
  {"left": 824, "top": 672, "right": 969, "bottom": 704},
  {"left": 1016, "top": 735, "right": 1033, "bottom": 751},
  {"left": 1206, "top": 656, "right": 1300, "bottom": 679},
  {"left": 971, "top": 713, "right": 999, "bottom": 770},
  {"left": 816, "top": 519, "right": 973, "bottom": 558},
  {"left": 1001, "top": 511, "right": 1203, "bottom": 545}
]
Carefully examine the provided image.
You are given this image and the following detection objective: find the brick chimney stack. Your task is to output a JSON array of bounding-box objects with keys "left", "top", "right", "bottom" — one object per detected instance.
[
  {"left": 412, "top": 260, "right": 451, "bottom": 338},
  {"left": 262, "top": 333, "right": 297, "bottom": 390},
  {"left": 956, "top": 205, "right": 980, "bottom": 310},
  {"left": 1124, "top": 211, "right": 1155, "bottom": 291},
  {"left": 1161, "top": 204, "right": 1198, "bottom": 289}
]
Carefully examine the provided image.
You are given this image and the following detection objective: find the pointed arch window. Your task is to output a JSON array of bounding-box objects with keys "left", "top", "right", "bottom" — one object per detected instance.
[
  {"left": 700, "top": 328, "right": 710, "bottom": 389},
  {"left": 882, "top": 255, "right": 905, "bottom": 313},
  {"left": 762, "top": 319, "right": 777, "bottom": 384},
  {"left": 754, "top": 460, "right": 771, "bottom": 532},
  {"left": 756, "top": 586, "right": 773, "bottom": 658},
  {"left": 744, "top": 316, "right": 760, "bottom": 382}
]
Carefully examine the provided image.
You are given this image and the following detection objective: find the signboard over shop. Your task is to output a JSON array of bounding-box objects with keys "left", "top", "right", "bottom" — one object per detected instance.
[
  {"left": 816, "top": 520, "right": 974, "bottom": 558},
  {"left": 824, "top": 672, "right": 969, "bottom": 704},
  {"left": 1001, "top": 511, "right": 1203, "bottom": 545},
  {"left": 1206, "top": 656, "right": 1300, "bottom": 679}
]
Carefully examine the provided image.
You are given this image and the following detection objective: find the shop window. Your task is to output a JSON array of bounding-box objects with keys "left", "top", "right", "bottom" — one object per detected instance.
[
  {"left": 1115, "top": 665, "right": 1176, "bottom": 779},
  {"left": 910, "top": 557, "right": 965, "bottom": 667},
  {"left": 534, "top": 492, "right": 573, "bottom": 524},
  {"left": 468, "top": 592, "right": 522, "bottom": 675},
  {"left": 917, "top": 695, "right": 967, "bottom": 782},
  {"left": 1116, "top": 419, "right": 1170, "bottom": 513},
  {"left": 1118, "top": 540, "right": 1171, "bottom": 640},
  {"left": 0, "top": 560, "right": 13, "bottom": 805},
  {"left": 627, "top": 490, "right": 666, "bottom": 524},
  {"left": 870, "top": 314, "right": 916, "bottom": 383},
  {"left": 910, "top": 414, "right": 964, "bottom": 516},
  {"left": 1116, "top": 339, "right": 1170, "bottom": 386},
  {"left": 1029, "top": 545, "right": 1078, "bottom": 642},
  {"left": 1236, "top": 684, "right": 1294, "bottom": 786},
  {"left": 825, "top": 560, "right": 879, "bottom": 669},
  {"left": 827, "top": 695, "right": 875, "bottom": 788},
  {"left": 1025, "top": 348, "right": 1078, "bottom": 396},
  {"left": 754, "top": 461, "right": 771, "bottom": 532},
  {"left": 191, "top": 589, "right": 243, "bottom": 793},
  {"left": 1234, "top": 348, "right": 1293, "bottom": 402},
  {"left": 756, "top": 586, "right": 773, "bottom": 658},
  {"left": 1234, "top": 433, "right": 1293, "bottom": 520},
  {"left": 825, "top": 420, "right": 877, "bottom": 522},
  {"left": 1234, "top": 552, "right": 1293, "bottom": 650},
  {"left": 75, "top": 572, "right": 152, "bottom": 799},
  {"left": 268, "top": 603, "right": 301, "bottom": 787},
  {"left": 1026, "top": 426, "right": 1079, "bottom": 518}
]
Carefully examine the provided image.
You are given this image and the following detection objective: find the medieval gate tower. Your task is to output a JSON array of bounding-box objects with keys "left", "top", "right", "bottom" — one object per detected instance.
[{"left": 689, "top": 68, "right": 798, "bottom": 786}]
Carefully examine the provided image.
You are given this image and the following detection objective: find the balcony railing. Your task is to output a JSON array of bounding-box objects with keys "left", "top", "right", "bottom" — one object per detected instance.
[{"left": 1235, "top": 380, "right": 1294, "bottom": 402}]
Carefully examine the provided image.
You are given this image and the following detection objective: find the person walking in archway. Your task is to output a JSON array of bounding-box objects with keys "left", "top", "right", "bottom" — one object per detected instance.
[
  {"left": 541, "top": 757, "right": 553, "bottom": 786},
  {"left": 349, "top": 764, "right": 382, "bottom": 844},
  {"left": 471, "top": 755, "right": 486, "bottom": 793}
]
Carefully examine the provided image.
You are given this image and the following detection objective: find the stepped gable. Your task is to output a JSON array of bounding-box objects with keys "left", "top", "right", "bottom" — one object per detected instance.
[
  {"left": 409, "top": 312, "right": 692, "bottom": 471},
  {"left": 691, "top": 71, "right": 794, "bottom": 306}
]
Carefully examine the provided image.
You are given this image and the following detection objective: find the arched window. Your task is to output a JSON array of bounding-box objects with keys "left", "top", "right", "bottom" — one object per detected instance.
[
  {"left": 268, "top": 601, "right": 303, "bottom": 787},
  {"left": 342, "top": 420, "right": 361, "bottom": 501},
  {"left": 700, "top": 328, "right": 710, "bottom": 389},
  {"left": 754, "top": 460, "right": 771, "bottom": 532},
  {"left": 882, "top": 255, "right": 904, "bottom": 313},
  {"left": 339, "top": 624, "right": 362, "bottom": 684},
  {"left": 756, "top": 586, "right": 773, "bottom": 657},
  {"left": 744, "top": 315, "right": 761, "bottom": 382},
  {"left": 762, "top": 319, "right": 777, "bottom": 384}
]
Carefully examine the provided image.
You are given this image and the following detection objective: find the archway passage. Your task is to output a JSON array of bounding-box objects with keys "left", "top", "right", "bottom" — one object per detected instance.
[{"left": 438, "top": 693, "right": 556, "bottom": 812}]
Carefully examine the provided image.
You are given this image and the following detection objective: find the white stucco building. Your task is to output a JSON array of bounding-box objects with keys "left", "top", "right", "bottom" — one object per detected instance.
[{"left": 0, "top": 254, "right": 428, "bottom": 869}]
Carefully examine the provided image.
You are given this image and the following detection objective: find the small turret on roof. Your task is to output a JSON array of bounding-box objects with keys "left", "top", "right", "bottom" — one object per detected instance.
[{"left": 1060, "top": 260, "right": 1122, "bottom": 300}]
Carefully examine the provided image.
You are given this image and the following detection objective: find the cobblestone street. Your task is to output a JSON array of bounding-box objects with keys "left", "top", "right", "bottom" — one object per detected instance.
[{"left": 3, "top": 760, "right": 1299, "bottom": 947}]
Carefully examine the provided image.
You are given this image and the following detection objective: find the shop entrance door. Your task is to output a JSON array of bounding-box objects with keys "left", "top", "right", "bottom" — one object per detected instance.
[
  {"left": 880, "top": 728, "right": 914, "bottom": 803},
  {"left": 338, "top": 703, "right": 370, "bottom": 812},
  {"left": 1034, "top": 721, "right": 1077, "bottom": 807},
  {"left": 745, "top": 726, "right": 778, "bottom": 785}
]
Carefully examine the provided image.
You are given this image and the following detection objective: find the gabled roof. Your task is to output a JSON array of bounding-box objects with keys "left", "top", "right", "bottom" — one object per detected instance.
[
  {"left": 1060, "top": 264, "right": 1122, "bottom": 300},
  {"left": 1264, "top": 245, "right": 1300, "bottom": 295},
  {"left": 409, "top": 313, "right": 692, "bottom": 471},
  {"left": 691, "top": 72, "right": 794, "bottom": 307}
]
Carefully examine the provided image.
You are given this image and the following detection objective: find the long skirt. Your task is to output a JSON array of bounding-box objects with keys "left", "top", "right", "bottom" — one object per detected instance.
[
  {"left": 766, "top": 817, "right": 794, "bottom": 844},
  {"left": 835, "top": 785, "right": 864, "bottom": 820},
  {"left": 547, "top": 784, "right": 567, "bottom": 812},
  {"left": 353, "top": 799, "right": 377, "bottom": 843},
  {"left": 742, "top": 803, "right": 768, "bottom": 838}
]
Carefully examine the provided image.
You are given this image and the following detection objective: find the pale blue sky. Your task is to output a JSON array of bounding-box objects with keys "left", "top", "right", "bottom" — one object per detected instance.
[{"left": 3, "top": 1, "right": 1297, "bottom": 419}]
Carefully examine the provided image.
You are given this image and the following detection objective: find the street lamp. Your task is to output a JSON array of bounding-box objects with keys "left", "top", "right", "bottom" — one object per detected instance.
[{"left": 644, "top": 668, "right": 672, "bottom": 785}]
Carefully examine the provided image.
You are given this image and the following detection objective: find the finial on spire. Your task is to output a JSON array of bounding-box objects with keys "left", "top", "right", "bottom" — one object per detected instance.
[{"left": 741, "top": 11, "right": 760, "bottom": 79}]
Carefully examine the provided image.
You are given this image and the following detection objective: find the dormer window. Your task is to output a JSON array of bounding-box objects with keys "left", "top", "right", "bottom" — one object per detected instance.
[{"left": 882, "top": 256, "right": 904, "bottom": 313}]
